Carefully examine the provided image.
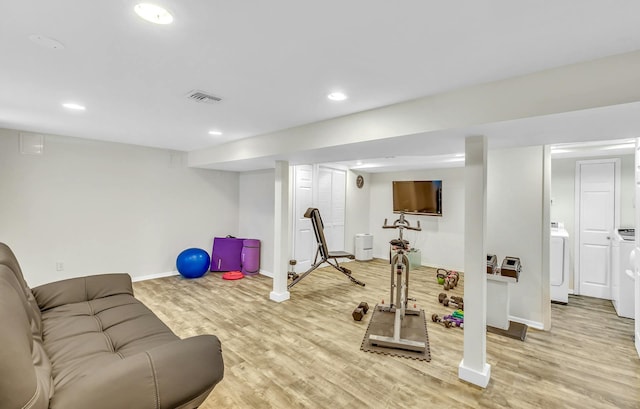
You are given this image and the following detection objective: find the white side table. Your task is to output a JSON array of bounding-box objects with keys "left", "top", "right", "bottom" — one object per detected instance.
[{"left": 486, "top": 273, "right": 517, "bottom": 330}]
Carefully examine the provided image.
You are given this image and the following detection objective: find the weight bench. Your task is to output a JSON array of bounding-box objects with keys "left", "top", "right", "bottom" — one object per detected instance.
[{"left": 288, "top": 207, "right": 365, "bottom": 289}]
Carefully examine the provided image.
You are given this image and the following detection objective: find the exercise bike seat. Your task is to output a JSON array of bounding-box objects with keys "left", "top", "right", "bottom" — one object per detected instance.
[{"left": 390, "top": 239, "right": 410, "bottom": 250}]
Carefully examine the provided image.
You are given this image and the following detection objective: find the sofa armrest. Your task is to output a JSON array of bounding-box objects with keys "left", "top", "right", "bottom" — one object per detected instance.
[
  {"left": 50, "top": 335, "right": 224, "bottom": 409},
  {"left": 33, "top": 273, "right": 133, "bottom": 311}
]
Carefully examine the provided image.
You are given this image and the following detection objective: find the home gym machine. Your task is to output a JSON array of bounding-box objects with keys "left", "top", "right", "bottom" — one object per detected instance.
[{"left": 368, "top": 212, "right": 426, "bottom": 352}]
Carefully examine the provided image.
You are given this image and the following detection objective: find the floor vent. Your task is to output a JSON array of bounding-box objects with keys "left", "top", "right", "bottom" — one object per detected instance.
[{"left": 186, "top": 90, "right": 222, "bottom": 104}]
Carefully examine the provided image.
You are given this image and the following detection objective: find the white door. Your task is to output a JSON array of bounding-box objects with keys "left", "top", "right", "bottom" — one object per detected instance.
[
  {"left": 576, "top": 160, "right": 617, "bottom": 299},
  {"left": 292, "top": 165, "right": 314, "bottom": 273},
  {"left": 316, "top": 166, "right": 346, "bottom": 251}
]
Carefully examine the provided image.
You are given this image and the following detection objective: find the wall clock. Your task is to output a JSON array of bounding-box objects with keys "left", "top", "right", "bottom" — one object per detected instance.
[{"left": 356, "top": 175, "right": 364, "bottom": 189}]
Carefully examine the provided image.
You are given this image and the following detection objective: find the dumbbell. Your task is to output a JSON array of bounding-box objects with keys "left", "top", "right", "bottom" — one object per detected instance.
[
  {"left": 443, "top": 315, "right": 464, "bottom": 328},
  {"left": 448, "top": 300, "right": 463, "bottom": 310},
  {"left": 448, "top": 297, "right": 464, "bottom": 310},
  {"left": 431, "top": 314, "right": 454, "bottom": 328},
  {"left": 352, "top": 302, "right": 369, "bottom": 321}
]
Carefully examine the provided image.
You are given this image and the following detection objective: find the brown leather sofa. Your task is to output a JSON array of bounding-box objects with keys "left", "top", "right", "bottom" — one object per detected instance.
[{"left": 0, "top": 243, "right": 224, "bottom": 409}]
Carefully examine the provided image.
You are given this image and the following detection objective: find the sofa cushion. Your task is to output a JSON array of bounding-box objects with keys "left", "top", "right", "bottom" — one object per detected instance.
[
  {"left": 33, "top": 273, "right": 134, "bottom": 311},
  {"left": 41, "top": 292, "right": 179, "bottom": 391}
]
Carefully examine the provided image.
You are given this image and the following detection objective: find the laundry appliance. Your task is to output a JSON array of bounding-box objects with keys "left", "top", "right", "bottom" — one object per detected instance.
[
  {"left": 611, "top": 228, "right": 635, "bottom": 319},
  {"left": 550, "top": 222, "right": 570, "bottom": 304}
]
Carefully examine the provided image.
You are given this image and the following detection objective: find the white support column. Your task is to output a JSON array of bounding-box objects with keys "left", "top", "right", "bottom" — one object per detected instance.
[
  {"left": 458, "top": 135, "right": 491, "bottom": 388},
  {"left": 634, "top": 138, "right": 640, "bottom": 357},
  {"left": 270, "top": 160, "right": 291, "bottom": 302},
  {"left": 541, "top": 145, "right": 552, "bottom": 330}
]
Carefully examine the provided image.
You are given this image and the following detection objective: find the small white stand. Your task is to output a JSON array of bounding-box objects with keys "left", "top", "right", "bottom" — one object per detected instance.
[
  {"left": 486, "top": 274, "right": 516, "bottom": 330},
  {"left": 407, "top": 249, "right": 421, "bottom": 269}
]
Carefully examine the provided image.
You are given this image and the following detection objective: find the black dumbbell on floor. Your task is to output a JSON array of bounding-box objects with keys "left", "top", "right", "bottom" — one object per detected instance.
[{"left": 352, "top": 302, "right": 369, "bottom": 321}]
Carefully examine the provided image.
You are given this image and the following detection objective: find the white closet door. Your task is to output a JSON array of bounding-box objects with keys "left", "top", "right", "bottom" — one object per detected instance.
[
  {"left": 292, "top": 165, "right": 314, "bottom": 272},
  {"left": 316, "top": 166, "right": 346, "bottom": 252},
  {"left": 292, "top": 165, "right": 347, "bottom": 268},
  {"left": 330, "top": 169, "right": 346, "bottom": 251}
]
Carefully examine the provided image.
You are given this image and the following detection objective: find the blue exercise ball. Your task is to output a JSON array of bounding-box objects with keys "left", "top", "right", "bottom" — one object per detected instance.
[{"left": 176, "top": 248, "right": 210, "bottom": 278}]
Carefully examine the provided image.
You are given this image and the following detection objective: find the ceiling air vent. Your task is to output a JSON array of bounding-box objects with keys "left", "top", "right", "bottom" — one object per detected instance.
[{"left": 186, "top": 90, "right": 222, "bottom": 104}]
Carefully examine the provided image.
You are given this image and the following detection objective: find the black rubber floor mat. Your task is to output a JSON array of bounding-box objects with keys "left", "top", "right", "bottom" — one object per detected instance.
[{"left": 360, "top": 304, "right": 431, "bottom": 361}]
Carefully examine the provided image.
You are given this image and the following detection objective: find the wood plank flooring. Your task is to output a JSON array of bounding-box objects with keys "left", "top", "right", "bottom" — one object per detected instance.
[{"left": 133, "top": 259, "right": 640, "bottom": 409}]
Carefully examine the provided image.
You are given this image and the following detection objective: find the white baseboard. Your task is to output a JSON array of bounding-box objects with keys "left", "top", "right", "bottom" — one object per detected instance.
[
  {"left": 458, "top": 360, "right": 491, "bottom": 388},
  {"left": 132, "top": 271, "right": 179, "bottom": 282},
  {"left": 132, "top": 269, "right": 273, "bottom": 281},
  {"left": 258, "top": 269, "right": 273, "bottom": 278},
  {"left": 508, "top": 315, "right": 544, "bottom": 330}
]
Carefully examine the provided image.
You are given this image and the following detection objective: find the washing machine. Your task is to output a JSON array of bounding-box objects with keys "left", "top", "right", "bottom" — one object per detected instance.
[
  {"left": 611, "top": 228, "right": 635, "bottom": 319},
  {"left": 550, "top": 222, "right": 570, "bottom": 304}
]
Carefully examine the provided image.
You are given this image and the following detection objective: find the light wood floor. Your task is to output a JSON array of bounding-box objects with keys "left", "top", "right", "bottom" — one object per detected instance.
[{"left": 133, "top": 259, "right": 640, "bottom": 409}]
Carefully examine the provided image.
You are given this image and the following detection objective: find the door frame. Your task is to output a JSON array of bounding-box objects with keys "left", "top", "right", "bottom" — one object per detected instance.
[{"left": 573, "top": 158, "right": 620, "bottom": 296}]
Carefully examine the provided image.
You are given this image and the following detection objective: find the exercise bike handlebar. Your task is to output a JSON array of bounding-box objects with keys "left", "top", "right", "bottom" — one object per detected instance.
[{"left": 382, "top": 218, "right": 422, "bottom": 231}]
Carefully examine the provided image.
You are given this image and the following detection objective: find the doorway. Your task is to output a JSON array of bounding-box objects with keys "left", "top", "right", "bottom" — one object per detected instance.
[{"left": 574, "top": 159, "right": 620, "bottom": 299}]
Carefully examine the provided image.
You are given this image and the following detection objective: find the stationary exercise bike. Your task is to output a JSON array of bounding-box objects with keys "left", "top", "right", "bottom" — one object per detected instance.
[{"left": 368, "top": 212, "right": 426, "bottom": 352}]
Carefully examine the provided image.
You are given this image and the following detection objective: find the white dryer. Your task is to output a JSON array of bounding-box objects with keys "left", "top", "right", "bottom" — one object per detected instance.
[
  {"left": 611, "top": 229, "right": 635, "bottom": 319},
  {"left": 550, "top": 223, "right": 570, "bottom": 304}
]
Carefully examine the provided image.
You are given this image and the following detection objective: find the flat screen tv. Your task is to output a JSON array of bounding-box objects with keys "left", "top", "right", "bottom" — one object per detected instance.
[{"left": 392, "top": 180, "right": 442, "bottom": 216}]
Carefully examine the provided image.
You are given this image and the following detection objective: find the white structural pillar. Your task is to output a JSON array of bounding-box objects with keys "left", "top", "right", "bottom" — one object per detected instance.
[
  {"left": 458, "top": 135, "right": 491, "bottom": 387},
  {"left": 270, "top": 160, "right": 291, "bottom": 302},
  {"left": 634, "top": 138, "right": 640, "bottom": 357}
]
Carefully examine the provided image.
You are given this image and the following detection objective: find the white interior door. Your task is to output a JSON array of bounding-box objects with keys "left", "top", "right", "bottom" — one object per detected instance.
[
  {"left": 316, "top": 166, "right": 346, "bottom": 251},
  {"left": 292, "top": 165, "right": 347, "bottom": 272},
  {"left": 330, "top": 169, "right": 346, "bottom": 250},
  {"left": 292, "top": 165, "right": 314, "bottom": 273},
  {"left": 576, "top": 160, "right": 616, "bottom": 299}
]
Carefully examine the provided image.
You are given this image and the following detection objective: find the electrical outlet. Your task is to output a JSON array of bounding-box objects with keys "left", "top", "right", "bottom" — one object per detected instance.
[{"left": 55, "top": 262, "right": 64, "bottom": 271}]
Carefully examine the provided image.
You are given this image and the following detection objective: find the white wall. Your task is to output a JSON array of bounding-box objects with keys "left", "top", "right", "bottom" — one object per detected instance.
[
  {"left": 551, "top": 154, "right": 635, "bottom": 290},
  {"left": 0, "top": 128, "right": 239, "bottom": 286},
  {"left": 369, "top": 167, "right": 465, "bottom": 271},
  {"left": 238, "top": 169, "right": 275, "bottom": 276},
  {"left": 487, "top": 146, "right": 547, "bottom": 328},
  {"left": 344, "top": 170, "right": 371, "bottom": 254}
]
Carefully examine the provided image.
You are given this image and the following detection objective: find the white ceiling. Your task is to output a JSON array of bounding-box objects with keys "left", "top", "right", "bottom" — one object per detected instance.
[{"left": 2, "top": 1, "right": 640, "bottom": 169}]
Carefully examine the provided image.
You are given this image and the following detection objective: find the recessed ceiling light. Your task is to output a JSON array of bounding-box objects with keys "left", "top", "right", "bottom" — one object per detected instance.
[
  {"left": 134, "top": 3, "right": 174, "bottom": 25},
  {"left": 62, "top": 103, "right": 86, "bottom": 111},
  {"left": 328, "top": 92, "right": 347, "bottom": 101},
  {"left": 208, "top": 130, "right": 223, "bottom": 136}
]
